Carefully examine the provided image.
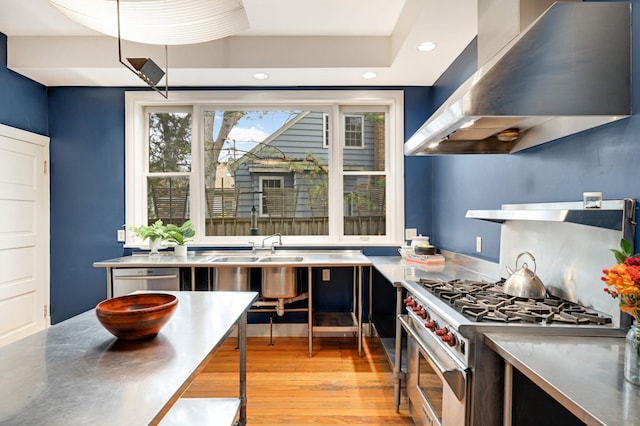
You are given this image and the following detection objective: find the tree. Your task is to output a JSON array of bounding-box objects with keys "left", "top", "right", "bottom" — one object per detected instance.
[
  {"left": 203, "top": 111, "right": 246, "bottom": 188},
  {"left": 149, "top": 112, "right": 192, "bottom": 173}
]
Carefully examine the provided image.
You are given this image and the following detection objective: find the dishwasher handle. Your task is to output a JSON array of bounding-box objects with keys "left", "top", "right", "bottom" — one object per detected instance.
[{"left": 114, "top": 274, "right": 178, "bottom": 281}]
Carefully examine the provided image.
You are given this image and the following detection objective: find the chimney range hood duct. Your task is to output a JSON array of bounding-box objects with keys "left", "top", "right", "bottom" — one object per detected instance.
[{"left": 405, "top": 1, "right": 631, "bottom": 156}]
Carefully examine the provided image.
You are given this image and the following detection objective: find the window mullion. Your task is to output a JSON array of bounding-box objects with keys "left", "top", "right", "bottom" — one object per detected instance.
[{"left": 328, "top": 104, "right": 342, "bottom": 239}]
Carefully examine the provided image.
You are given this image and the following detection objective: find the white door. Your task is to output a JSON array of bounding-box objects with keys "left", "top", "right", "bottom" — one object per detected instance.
[{"left": 0, "top": 124, "right": 50, "bottom": 348}]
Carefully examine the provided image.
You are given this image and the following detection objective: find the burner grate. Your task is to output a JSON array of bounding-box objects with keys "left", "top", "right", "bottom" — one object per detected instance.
[{"left": 418, "top": 278, "right": 612, "bottom": 325}]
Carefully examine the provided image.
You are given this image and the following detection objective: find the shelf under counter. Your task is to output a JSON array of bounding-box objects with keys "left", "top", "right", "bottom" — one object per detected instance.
[{"left": 312, "top": 311, "right": 359, "bottom": 332}]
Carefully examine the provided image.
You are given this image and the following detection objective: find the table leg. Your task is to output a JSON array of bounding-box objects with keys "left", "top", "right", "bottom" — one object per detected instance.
[
  {"left": 238, "top": 311, "right": 247, "bottom": 426},
  {"left": 308, "top": 266, "right": 313, "bottom": 357},
  {"left": 394, "top": 285, "right": 404, "bottom": 412},
  {"left": 503, "top": 361, "right": 513, "bottom": 426},
  {"left": 357, "top": 266, "right": 363, "bottom": 357}
]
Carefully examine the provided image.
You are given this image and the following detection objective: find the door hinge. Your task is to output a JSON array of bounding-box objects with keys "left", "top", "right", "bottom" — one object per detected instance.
[
  {"left": 44, "top": 304, "right": 48, "bottom": 318},
  {"left": 43, "top": 160, "right": 48, "bottom": 174}
]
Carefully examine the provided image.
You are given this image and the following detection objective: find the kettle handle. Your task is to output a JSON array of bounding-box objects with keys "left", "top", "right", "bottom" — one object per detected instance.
[{"left": 515, "top": 251, "right": 536, "bottom": 274}]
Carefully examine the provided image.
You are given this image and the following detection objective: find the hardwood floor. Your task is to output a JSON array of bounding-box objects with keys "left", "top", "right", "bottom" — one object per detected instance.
[{"left": 184, "top": 336, "right": 414, "bottom": 425}]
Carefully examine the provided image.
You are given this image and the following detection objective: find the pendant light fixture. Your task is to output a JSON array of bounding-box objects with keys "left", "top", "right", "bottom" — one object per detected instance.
[
  {"left": 49, "top": 0, "right": 250, "bottom": 97},
  {"left": 116, "top": 0, "right": 168, "bottom": 97}
]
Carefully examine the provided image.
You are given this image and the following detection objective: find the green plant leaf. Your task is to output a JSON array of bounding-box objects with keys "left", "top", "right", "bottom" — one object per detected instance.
[
  {"left": 620, "top": 238, "right": 633, "bottom": 257},
  {"left": 611, "top": 249, "right": 628, "bottom": 264},
  {"left": 163, "top": 220, "right": 195, "bottom": 245}
]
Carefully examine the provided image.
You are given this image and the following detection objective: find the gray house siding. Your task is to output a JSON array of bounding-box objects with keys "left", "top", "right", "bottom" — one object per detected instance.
[{"left": 233, "top": 111, "right": 379, "bottom": 218}]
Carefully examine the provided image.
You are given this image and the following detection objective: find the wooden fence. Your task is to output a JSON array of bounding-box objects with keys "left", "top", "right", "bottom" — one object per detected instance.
[{"left": 205, "top": 216, "right": 385, "bottom": 236}]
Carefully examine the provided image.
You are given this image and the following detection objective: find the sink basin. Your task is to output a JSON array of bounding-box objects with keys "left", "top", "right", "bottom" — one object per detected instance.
[
  {"left": 208, "top": 256, "right": 259, "bottom": 263},
  {"left": 258, "top": 256, "right": 303, "bottom": 263}
]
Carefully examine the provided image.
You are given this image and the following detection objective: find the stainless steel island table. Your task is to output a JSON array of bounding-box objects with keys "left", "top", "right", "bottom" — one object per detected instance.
[{"left": 0, "top": 290, "right": 258, "bottom": 426}]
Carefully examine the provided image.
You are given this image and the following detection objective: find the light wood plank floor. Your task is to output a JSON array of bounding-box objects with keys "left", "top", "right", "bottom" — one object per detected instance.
[{"left": 184, "top": 336, "right": 414, "bottom": 425}]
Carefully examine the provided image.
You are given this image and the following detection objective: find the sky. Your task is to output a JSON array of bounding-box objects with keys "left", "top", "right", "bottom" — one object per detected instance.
[{"left": 213, "top": 110, "right": 298, "bottom": 144}]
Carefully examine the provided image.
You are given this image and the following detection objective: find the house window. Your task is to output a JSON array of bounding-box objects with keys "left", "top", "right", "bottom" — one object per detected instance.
[
  {"left": 344, "top": 114, "right": 364, "bottom": 148},
  {"left": 125, "top": 90, "right": 404, "bottom": 246},
  {"left": 259, "top": 176, "right": 284, "bottom": 216}
]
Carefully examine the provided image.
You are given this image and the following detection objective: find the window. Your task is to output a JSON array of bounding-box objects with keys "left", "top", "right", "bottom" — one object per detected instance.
[
  {"left": 344, "top": 114, "right": 364, "bottom": 148},
  {"left": 142, "top": 107, "right": 192, "bottom": 228},
  {"left": 259, "top": 177, "right": 284, "bottom": 216},
  {"left": 125, "top": 91, "right": 404, "bottom": 246}
]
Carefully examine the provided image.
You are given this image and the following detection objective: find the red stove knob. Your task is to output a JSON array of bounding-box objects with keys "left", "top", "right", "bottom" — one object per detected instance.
[
  {"left": 435, "top": 327, "right": 448, "bottom": 336},
  {"left": 425, "top": 320, "right": 437, "bottom": 330},
  {"left": 417, "top": 308, "right": 427, "bottom": 319},
  {"left": 412, "top": 305, "right": 422, "bottom": 312},
  {"left": 442, "top": 332, "right": 456, "bottom": 346},
  {"left": 404, "top": 297, "right": 415, "bottom": 307}
]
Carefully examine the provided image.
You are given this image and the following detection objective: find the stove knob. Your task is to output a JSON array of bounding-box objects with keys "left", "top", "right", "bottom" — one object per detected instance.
[
  {"left": 412, "top": 304, "right": 422, "bottom": 312},
  {"left": 417, "top": 308, "right": 427, "bottom": 319},
  {"left": 404, "top": 297, "right": 415, "bottom": 307},
  {"left": 442, "top": 332, "right": 456, "bottom": 347},
  {"left": 425, "top": 320, "right": 438, "bottom": 330},
  {"left": 435, "top": 327, "right": 448, "bottom": 336}
]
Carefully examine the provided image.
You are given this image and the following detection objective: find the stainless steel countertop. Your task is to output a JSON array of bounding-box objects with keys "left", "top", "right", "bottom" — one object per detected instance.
[
  {"left": 0, "top": 291, "right": 258, "bottom": 426},
  {"left": 484, "top": 333, "right": 640, "bottom": 426},
  {"left": 94, "top": 250, "right": 371, "bottom": 268},
  {"left": 368, "top": 253, "right": 500, "bottom": 287}
]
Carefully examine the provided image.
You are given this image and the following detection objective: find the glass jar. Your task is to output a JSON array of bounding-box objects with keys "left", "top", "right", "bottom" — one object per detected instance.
[{"left": 624, "top": 320, "right": 640, "bottom": 386}]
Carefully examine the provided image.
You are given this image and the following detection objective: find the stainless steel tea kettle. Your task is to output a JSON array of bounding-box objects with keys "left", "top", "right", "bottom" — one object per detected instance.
[{"left": 503, "top": 251, "right": 547, "bottom": 299}]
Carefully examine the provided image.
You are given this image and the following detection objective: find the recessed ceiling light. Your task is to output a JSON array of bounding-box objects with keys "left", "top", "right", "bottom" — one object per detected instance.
[
  {"left": 253, "top": 72, "right": 269, "bottom": 80},
  {"left": 417, "top": 41, "right": 437, "bottom": 52},
  {"left": 362, "top": 72, "right": 377, "bottom": 80}
]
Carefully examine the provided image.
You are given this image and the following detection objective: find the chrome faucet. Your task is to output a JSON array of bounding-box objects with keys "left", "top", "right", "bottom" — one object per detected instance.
[{"left": 261, "top": 233, "right": 283, "bottom": 253}]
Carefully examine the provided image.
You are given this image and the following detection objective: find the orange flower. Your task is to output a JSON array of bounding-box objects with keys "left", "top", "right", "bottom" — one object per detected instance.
[{"left": 602, "top": 257, "right": 640, "bottom": 322}]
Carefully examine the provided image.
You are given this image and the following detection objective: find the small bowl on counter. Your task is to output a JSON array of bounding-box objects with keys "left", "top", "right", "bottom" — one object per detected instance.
[{"left": 96, "top": 293, "right": 178, "bottom": 340}]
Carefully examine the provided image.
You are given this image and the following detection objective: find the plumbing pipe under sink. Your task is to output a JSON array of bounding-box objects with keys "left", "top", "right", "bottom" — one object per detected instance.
[{"left": 253, "top": 292, "right": 309, "bottom": 316}]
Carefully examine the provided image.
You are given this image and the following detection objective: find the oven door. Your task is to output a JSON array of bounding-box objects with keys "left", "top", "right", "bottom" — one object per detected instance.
[{"left": 399, "top": 315, "right": 469, "bottom": 426}]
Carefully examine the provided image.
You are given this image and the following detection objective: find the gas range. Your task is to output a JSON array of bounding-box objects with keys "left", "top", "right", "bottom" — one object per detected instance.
[{"left": 400, "top": 276, "right": 623, "bottom": 426}]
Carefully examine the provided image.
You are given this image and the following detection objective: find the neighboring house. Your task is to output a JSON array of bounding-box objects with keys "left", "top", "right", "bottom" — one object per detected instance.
[{"left": 227, "top": 111, "right": 384, "bottom": 219}]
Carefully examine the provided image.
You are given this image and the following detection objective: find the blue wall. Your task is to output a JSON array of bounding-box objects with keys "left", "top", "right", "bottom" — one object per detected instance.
[
  {"left": 0, "top": 33, "right": 47, "bottom": 135},
  {"left": 47, "top": 88, "right": 130, "bottom": 322},
  {"left": 426, "top": 0, "right": 640, "bottom": 262}
]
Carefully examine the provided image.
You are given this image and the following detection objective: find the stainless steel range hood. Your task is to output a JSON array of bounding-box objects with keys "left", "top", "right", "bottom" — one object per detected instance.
[{"left": 405, "top": 1, "right": 631, "bottom": 156}]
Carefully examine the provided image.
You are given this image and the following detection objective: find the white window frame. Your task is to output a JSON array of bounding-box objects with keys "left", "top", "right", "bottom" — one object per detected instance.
[{"left": 125, "top": 90, "right": 405, "bottom": 247}]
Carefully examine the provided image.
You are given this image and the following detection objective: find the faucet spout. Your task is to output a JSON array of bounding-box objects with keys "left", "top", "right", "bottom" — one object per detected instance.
[{"left": 261, "top": 233, "right": 283, "bottom": 250}]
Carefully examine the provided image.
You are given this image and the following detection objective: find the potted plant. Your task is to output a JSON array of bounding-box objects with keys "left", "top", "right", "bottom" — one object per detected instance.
[
  {"left": 128, "top": 220, "right": 168, "bottom": 254},
  {"left": 164, "top": 220, "right": 195, "bottom": 257}
]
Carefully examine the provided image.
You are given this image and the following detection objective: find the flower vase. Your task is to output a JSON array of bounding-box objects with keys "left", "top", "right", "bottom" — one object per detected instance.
[
  {"left": 624, "top": 320, "right": 640, "bottom": 386},
  {"left": 149, "top": 239, "right": 162, "bottom": 256},
  {"left": 174, "top": 244, "right": 187, "bottom": 257}
]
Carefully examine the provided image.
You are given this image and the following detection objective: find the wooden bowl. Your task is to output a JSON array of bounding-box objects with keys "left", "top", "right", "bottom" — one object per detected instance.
[{"left": 95, "top": 293, "right": 178, "bottom": 340}]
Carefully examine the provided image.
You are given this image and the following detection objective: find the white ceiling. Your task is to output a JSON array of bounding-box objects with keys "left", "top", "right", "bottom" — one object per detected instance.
[{"left": 0, "top": 0, "right": 477, "bottom": 88}]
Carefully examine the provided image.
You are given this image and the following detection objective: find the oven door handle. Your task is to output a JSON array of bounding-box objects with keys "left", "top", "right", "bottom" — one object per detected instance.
[{"left": 398, "top": 314, "right": 467, "bottom": 401}]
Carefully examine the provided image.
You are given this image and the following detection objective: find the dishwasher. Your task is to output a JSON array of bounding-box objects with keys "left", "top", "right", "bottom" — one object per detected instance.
[{"left": 111, "top": 268, "right": 180, "bottom": 297}]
